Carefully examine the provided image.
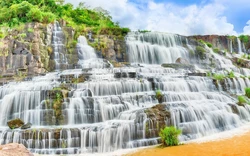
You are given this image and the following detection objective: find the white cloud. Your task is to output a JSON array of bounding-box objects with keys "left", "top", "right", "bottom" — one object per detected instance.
[
  {"left": 243, "top": 20, "right": 250, "bottom": 34},
  {"left": 64, "top": 0, "right": 237, "bottom": 35}
]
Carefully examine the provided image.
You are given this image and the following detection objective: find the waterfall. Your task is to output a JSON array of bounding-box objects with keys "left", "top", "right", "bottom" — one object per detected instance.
[
  {"left": 0, "top": 32, "right": 250, "bottom": 155},
  {"left": 229, "top": 39, "right": 233, "bottom": 53},
  {"left": 52, "top": 21, "right": 67, "bottom": 70},
  {"left": 126, "top": 32, "right": 188, "bottom": 64},
  {"left": 77, "top": 36, "right": 97, "bottom": 60},
  {"left": 237, "top": 38, "right": 243, "bottom": 54},
  {"left": 77, "top": 36, "right": 110, "bottom": 68}
]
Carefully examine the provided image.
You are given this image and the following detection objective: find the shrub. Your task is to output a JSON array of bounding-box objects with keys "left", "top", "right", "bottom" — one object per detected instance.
[
  {"left": 245, "top": 88, "right": 250, "bottom": 98},
  {"left": 159, "top": 126, "right": 182, "bottom": 147},
  {"left": 206, "top": 42, "right": 212, "bottom": 48},
  {"left": 239, "top": 35, "right": 249, "bottom": 43},
  {"left": 213, "top": 74, "right": 225, "bottom": 81},
  {"left": 238, "top": 96, "right": 247, "bottom": 105}
]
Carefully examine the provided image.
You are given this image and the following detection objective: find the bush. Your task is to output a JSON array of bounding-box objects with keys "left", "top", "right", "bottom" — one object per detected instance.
[
  {"left": 159, "top": 126, "right": 181, "bottom": 147},
  {"left": 245, "top": 88, "right": 250, "bottom": 98},
  {"left": 239, "top": 35, "right": 249, "bottom": 43},
  {"left": 238, "top": 96, "right": 247, "bottom": 105},
  {"left": 206, "top": 42, "right": 212, "bottom": 48}
]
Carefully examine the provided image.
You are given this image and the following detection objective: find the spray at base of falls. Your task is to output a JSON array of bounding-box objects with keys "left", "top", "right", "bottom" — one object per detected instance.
[{"left": 0, "top": 32, "right": 250, "bottom": 155}]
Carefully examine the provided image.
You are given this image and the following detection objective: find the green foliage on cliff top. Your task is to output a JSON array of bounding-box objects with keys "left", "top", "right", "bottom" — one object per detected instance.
[
  {"left": 0, "top": 0, "right": 130, "bottom": 36},
  {"left": 239, "top": 35, "right": 249, "bottom": 43}
]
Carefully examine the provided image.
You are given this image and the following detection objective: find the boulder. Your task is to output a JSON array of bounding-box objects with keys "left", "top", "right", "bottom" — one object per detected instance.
[
  {"left": 175, "top": 57, "right": 189, "bottom": 65},
  {"left": 0, "top": 143, "right": 34, "bottom": 156},
  {"left": 21, "top": 123, "right": 32, "bottom": 130},
  {"left": 7, "top": 118, "right": 24, "bottom": 129}
]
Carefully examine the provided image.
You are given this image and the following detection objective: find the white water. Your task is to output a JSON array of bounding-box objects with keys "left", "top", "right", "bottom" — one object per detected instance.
[
  {"left": 126, "top": 32, "right": 188, "bottom": 64},
  {"left": 237, "top": 38, "right": 243, "bottom": 54},
  {"left": 52, "top": 22, "right": 68, "bottom": 70},
  {"left": 77, "top": 36, "right": 111, "bottom": 68}
]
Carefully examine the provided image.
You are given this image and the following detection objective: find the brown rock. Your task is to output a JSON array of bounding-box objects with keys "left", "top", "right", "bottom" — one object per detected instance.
[
  {"left": 0, "top": 143, "right": 33, "bottom": 156},
  {"left": 7, "top": 118, "right": 24, "bottom": 129},
  {"left": 175, "top": 57, "right": 189, "bottom": 65}
]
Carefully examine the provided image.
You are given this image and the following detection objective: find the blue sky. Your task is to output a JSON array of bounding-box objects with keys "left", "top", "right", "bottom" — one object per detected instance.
[{"left": 65, "top": 0, "right": 250, "bottom": 35}]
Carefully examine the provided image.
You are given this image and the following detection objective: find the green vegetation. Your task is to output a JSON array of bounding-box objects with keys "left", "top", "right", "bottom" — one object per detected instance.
[
  {"left": 213, "top": 48, "right": 219, "bottom": 53},
  {"left": 213, "top": 74, "right": 225, "bottom": 81},
  {"left": 159, "top": 126, "right": 181, "bottom": 147},
  {"left": 0, "top": 0, "right": 130, "bottom": 37},
  {"left": 239, "top": 35, "right": 249, "bottom": 43},
  {"left": 138, "top": 30, "right": 151, "bottom": 33},
  {"left": 238, "top": 95, "right": 247, "bottom": 105},
  {"left": 245, "top": 87, "right": 250, "bottom": 98},
  {"left": 198, "top": 39, "right": 213, "bottom": 48},
  {"left": 227, "top": 71, "right": 235, "bottom": 79},
  {"left": 155, "top": 89, "right": 163, "bottom": 103},
  {"left": 196, "top": 46, "right": 206, "bottom": 59}
]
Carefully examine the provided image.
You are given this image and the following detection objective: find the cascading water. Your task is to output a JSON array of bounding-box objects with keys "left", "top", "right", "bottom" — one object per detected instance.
[
  {"left": 0, "top": 32, "right": 250, "bottom": 155},
  {"left": 237, "top": 38, "right": 243, "bottom": 54},
  {"left": 52, "top": 21, "right": 68, "bottom": 70},
  {"left": 126, "top": 32, "right": 188, "bottom": 64},
  {"left": 77, "top": 36, "right": 111, "bottom": 68}
]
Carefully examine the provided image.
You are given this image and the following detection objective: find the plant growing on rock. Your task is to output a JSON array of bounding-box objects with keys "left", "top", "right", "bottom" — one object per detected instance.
[
  {"left": 159, "top": 126, "right": 181, "bottom": 147},
  {"left": 155, "top": 89, "right": 163, "bottom": 103},
  {"left": 196, "top": 46, "right": 206, "bottom": 60},
  {"left": 227, "top": 71, "right": 235, "bottom": 79},
  {"left": 213, "top": 74, "right": 225, "bottom": 81},
  {"left": 238, "top": 96, "right": 247, "bottom": 105},
  {"left": 245, "top": 88, "right": 250, "bottom": 98}
]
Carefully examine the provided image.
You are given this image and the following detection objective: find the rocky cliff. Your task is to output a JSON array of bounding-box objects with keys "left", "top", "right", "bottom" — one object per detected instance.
[
  {"left": 189, "top": 35, "right": 250, "bottom": 53},
  {"left": 0, "top": 21, "right": 127, "bottom": 83}
]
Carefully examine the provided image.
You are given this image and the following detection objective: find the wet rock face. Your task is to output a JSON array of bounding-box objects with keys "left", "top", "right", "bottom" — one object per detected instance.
[
  {"left": 21, "top": 123, "right": 32, "bottom": 130},
  {"left": 0, "top": 143, "right": 34, "bottom": 156},
  {"left": 7, "top": 118, "right": 25, "bottom": 129},
  {"left": 144, "top": 104, "right": 171, "bottom": 138}
]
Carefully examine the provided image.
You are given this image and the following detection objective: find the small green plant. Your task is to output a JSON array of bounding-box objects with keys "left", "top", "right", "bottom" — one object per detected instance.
[
  {"left": 206, "top": 42, "right": 212, "bottom": 48},
  {"left": 213, "top": 74, "right": 225, "bottom": 81},
  {"left": 155, "top": 89, "right": 163, "bottom": 103},
  {"left": 227, "top": 71, "right": 235, "bottom": 78},
  {"left": 159, "top": 126, "right": 182, "bottom": 147},
  {"left": 213, "top": 48, "right": 219, "bottom": 53},
  {"left": 238, "top": 96, "right": 247, "bottom": 105},
  {"left": 245, "top": 88, "right": 250, "bottom": 98},
  {"left": 206, "top": 72, "right": 211, "bottom": 77},
  {"left": 28, "top": 28, "right": 34, "bottom": 33}
]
